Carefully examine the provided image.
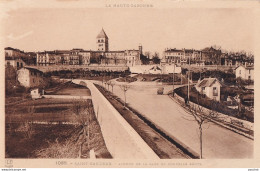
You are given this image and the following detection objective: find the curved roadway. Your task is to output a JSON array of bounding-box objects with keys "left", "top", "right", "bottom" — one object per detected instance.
[{"left": 109, "top": 81, "right": 253, "bottom": 159}]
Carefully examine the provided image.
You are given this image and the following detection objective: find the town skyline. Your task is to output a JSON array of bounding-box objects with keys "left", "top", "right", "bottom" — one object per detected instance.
[
  {"left": 3, "top": 0, "right": 257, "bottom": 165},
  {"left": 2, "top": 7, "right": 255, "bottom": 55}
]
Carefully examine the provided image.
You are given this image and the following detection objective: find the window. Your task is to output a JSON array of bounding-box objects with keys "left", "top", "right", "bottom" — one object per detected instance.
[
  {"left": 239, "top": 70, "right": 241, "bottom": 74},
  {"left": 202, "top": 87, "right": 205, "bottom": 93},
  {"left": 248, "top": 76, "right": 251, "bottom": 80},
  {"left": 213, "top": 87, "right": 218, "bottom": 96},
  {"left": 249, "top": 69, "right": 251, "bottom": 74}
]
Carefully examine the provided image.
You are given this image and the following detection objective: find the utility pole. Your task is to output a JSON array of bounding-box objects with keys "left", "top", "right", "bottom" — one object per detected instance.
[
  {"left": 187, "top": 53, "right": 190, "bottom": 103},
  {"left": 172, "top": 60, "right": 175, "bottom": 96}
]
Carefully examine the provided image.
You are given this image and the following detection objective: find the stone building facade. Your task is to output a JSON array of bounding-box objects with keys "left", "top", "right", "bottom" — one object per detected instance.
[
  {"left": 17, "top": 67, "right": 44, "bottom": 87},
  {"left": 35, "top": 28, "right": 141, "bottom": 67}
]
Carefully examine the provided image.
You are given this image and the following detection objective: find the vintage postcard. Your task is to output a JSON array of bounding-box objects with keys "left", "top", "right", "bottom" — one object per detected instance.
[{"left": 0, "top": 0, "right": 260, "bottom": 168}]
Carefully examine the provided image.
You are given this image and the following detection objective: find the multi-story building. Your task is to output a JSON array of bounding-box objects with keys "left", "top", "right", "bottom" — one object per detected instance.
[
  {"left": 94, "top": 29, "right": 141, "bottom": 66},
  {"left": 5, "top": 57, "right": 25, "bottom": 70},
  {"left": 36, "top": 51, "right": 62, "bottom": 66},
  {"left": 164, "top": 48, "right": 184, "bottom": 64},
  {"left": 164, "top": 46, "right": 255, "bottom": 67},
  {"left": 5, "top": 47, "right": 36, "bottom": 66},
  {"left": 5, "top": 47, "right": 27, "bottom": 58},
  {"left": 78, "top": 51, "right": 91, "bottom": 65},
  {"left": 201, "top": 47, "right": 222, "bottom": 65},
  {"left": 34, "top": 28, "right": 141, "bottom": 67},
  {"left": 17, "top": 67, "right": 44, "bottom": 87},
  {"left": 164, "top": 48, "right": 203, "bottom": 65},
  {"left": 235, "top": 65, "right": 254, "bottom": 80}
]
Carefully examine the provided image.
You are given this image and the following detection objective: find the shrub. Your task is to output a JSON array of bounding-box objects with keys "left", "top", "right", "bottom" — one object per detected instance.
[
  {"left": 15, "top": 122, "right": 35, "bottom": 139},
  {"left": 175, "top": 86, "right": 240, "bottom": 118},
  {"left": 35, "top": 138, "right": 80, "bottom": 158}
]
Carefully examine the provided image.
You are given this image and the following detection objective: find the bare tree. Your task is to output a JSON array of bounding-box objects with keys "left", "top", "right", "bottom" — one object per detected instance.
[
  {"left": 119, "top": 84, "right": 131, "bottom": 109},
  {"left": 109, "top": 81, "right": 115, "bottom": 93},
  {"left": 183, "top": 100, "right": 219, "bottom": 159},
  {"left": 144, "top": 51, "right": 151, "bottom": 59},
  {"left": 106, "top": 80, "right": 110, "bottom": 91},
  {"left": 104, "top": 81, "right": 107, "bottom": 90},
  {"left": 72, "top": 100, "right": 90, "bottom": 157}
]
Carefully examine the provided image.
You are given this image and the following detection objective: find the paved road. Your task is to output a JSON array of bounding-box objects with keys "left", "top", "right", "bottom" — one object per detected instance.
[{"left": 111, "top": 82, "right": 253, "bottom": 159}]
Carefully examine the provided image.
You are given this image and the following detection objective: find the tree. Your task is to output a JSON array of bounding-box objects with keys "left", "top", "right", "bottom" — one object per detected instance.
[
  {"left": 109, "top": 81, "right": 115, "bottom": 93},
  {"left": 72, "top": 100, "right": 90, "bottom": 157},
  {"left": 140, "top": 54, "right": 150, "bottom": 65},
  {"left": 5, "top": 65, "right": 19, "bottom": 96},
  {"left": 152, "top": 52, "right": 160, "bottom": 64},
  {"left": 119, "top": 84, "right": 130, "bottom": 109},
  {"left": 106, "top": 80, "right": 110, "bottom": 91},
  {"left": 183, "top": 99, "right": 219, "bottom": 159},
  {"left": 144, "top": 51, "right": 151, "bottom": 59}
]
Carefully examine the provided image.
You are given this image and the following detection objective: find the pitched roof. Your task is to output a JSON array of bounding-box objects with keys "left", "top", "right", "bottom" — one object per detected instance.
[
  {"left": 197, "top": 78, "right": 224, "bottom": 87},
  {"left": 97, "top": 28, "right": 108, "bottom": 39},
  {"left": 235, "top": 65, "right": 254, "bottom": 70},
  {"left": 23, "top": 67, "right": 43, "bottom": 73},
  {"left": 165, "top": 48, "right": 183, "bottom": 52}
]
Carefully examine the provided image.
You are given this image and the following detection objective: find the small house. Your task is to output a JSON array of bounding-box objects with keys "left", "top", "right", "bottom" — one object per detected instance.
[
  {"left": 235, "top": 65, "right": 254, "bottom": 80},
  {"left": 17, "top": 67, "right": 44, "bottom": 87},
  {"left": 195, "top": 78, "right": 225, "bottom": 101},
  {"left": 31, "top": 88, "right": 43, "bottom": 99}
]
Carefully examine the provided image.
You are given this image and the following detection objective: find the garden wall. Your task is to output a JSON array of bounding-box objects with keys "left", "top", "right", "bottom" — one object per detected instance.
[{"left": 72, "top": 79, "right": 159, "bottom": 159}]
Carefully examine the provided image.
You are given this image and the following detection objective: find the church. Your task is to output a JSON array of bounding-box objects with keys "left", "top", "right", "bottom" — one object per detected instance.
[
  {"left": 92, "top": 28, "right": 142, "bottom": 66},
  {"left": 36, "top": 28, "right": 142, "bottom": 67}
]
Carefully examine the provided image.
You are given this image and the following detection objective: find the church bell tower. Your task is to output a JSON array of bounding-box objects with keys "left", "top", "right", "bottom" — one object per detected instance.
[{"left": 96, "top": 28, "right": 109, "bottom": 52}]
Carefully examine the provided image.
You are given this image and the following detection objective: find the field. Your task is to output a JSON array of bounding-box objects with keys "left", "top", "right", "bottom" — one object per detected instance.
[
  {"left": 5, "top": 85, "right": 111, "bottom": 158},
  {"left": 45, "top": 81, "right": 91, "bottom": 96}
]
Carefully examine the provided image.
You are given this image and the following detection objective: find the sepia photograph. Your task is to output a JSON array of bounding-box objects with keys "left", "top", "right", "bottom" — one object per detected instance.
[{"left": 0, "top": 0, "right": 260, "bottom": 168}]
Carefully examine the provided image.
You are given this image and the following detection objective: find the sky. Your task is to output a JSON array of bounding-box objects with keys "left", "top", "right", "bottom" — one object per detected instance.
[{"left": 1, "top": 1, "right": 256, "bottom": 57}]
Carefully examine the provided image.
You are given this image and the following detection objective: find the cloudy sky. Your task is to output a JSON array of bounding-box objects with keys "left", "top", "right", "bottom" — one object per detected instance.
[{"left": 1, "top": 0, "right": 256, "bottom": 56}]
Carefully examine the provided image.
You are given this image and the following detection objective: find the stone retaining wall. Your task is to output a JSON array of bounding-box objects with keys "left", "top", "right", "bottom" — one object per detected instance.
[
  {"left": 72, "top": 79, "right": 159, "bottom": 159},
  {"left": 173, "top": 93, "right": 253, "bottom": 132}
]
